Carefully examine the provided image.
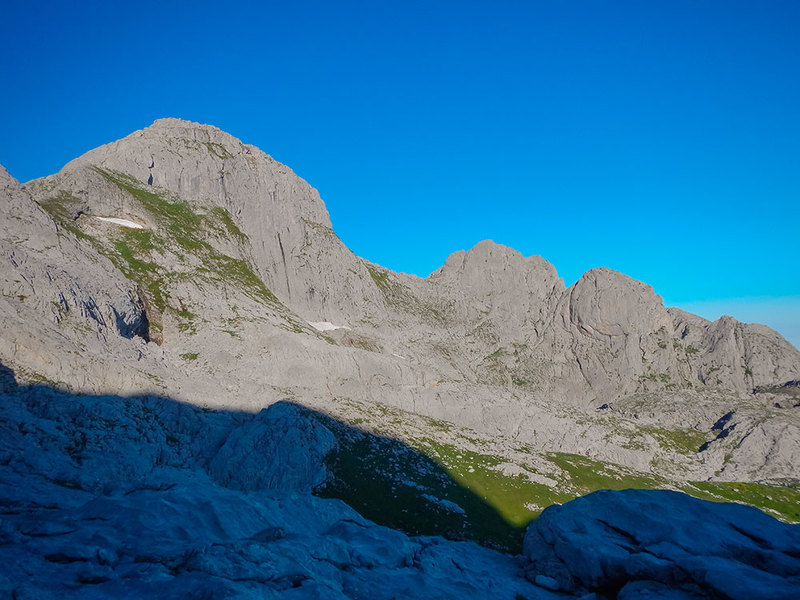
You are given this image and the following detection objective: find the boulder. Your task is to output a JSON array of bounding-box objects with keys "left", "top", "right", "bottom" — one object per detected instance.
[{"left": 523, "top": 489, "right": 800, "bottom": 599}]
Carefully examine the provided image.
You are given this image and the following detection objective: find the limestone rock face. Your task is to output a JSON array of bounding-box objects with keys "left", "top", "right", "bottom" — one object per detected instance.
[
  {"left": 207, "top": 402, "right": 336, "bottom": 492},
  {"left": 552, "top": 267, "right": 675, "bottom": 400},
  {"left": 523, "top": 489, "right": 800, "bottom": 599},
  {"left": 429, "top": 239, "right": 563, "bottom": 326},
  {"left": 0, "top": 167, "right": 149, "bottom": 389},
  {"left": 1, "top": 117, "right": 799, "bottom": 485},
  {"left": 566, "top": 267, "right": 672, "bottom": 345},
  {"left": 43, "top": 118, "right": 383, "bottom": 323}
]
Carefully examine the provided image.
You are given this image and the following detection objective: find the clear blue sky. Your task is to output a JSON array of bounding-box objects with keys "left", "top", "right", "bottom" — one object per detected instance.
[{"left": 1, "top": 1, "right": 798, "bottom": 347}]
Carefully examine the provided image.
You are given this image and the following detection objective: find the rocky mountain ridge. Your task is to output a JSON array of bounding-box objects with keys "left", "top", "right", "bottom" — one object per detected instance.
[{"left": 2, "top": 117, "right": 799, "bottom": 515}]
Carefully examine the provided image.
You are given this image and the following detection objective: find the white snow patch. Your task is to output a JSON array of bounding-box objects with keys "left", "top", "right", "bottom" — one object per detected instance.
[
  {"left": 307, "top": 321, "right": 351, "bottom": 332},
  {"left": 392, "top": 353, "right": 407, "bottom": 360},
  {"left": 95, "top": 217, "right": 145, "bottom": 229}
]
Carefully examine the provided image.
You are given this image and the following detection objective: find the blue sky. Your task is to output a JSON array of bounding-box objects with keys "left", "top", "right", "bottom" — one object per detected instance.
[{"left": 1, "top": 1, "right": 798, "bottom": 347}]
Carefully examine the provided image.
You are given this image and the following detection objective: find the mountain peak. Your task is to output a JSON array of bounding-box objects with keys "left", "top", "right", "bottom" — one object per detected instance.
[
  {"left": 144, "top": 118, "right": 234, "bottom": 140},
  {"left": 432, "top": 239, "right": 557, "bottom": 277},
  {"left": 149, "top": 117, "right": 212, "bottom": 129}
]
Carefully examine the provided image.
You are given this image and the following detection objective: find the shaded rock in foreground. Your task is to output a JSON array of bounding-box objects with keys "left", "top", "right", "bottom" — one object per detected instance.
[
  {"left": 0, "top": 373, "right": 548, "bottom": 599},
  {"left": 523, "top": 488, "right": 800, "bottom": 599}
]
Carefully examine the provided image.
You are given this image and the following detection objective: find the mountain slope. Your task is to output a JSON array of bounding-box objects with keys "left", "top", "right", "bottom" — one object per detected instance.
[{"left": 2, "top": 118, "right": 799, "bottom": 514}]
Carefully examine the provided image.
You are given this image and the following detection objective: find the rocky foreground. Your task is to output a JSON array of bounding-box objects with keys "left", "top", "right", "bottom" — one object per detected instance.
[{"left": 2, "top": 370, "right": 798, "bottom": 599}]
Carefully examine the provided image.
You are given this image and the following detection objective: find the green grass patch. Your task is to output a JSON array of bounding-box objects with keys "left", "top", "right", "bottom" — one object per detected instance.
[
  {"left": 319, "top": 434, "right": 531, "bottom": 552},
  {"left": 208, "top": 206, "right": 247, "bottom": 241},
  {"left": 366, "top": 264, "right": 390, "bottom": 290},
  {"left": 94, "top": 168, "right": 205, "bottom": 253},
  {"left": 92, "top": 168, "right": 279, "bottom": 308},
  {"left": 419, "top": 439, "right": 567, "bottom": 530},
  {"left": 27, "top": 372, "right": 64, "bottom": 387},
  {"left": 39, "top": 192, "right": 94, "bottom": 241},
  {"left": 321, "top": 414, "right": 797, "bottom": 555},
  {"left": 547, "top": 452, "right": 666, "bottom": 495},
  {"left": 112, "top": 239, "right": 159, "bottom": 276},
  {"left": 365, "top": 263, "right": 444, "bottom": 322},
  {"left": 179, "top": 352, "right": 199, "bottom": 361},
  {"left": 683, "top": 481, "right": 800, "bottom": 523},
  {"left": 204, "top": 142, "right": 232, "bottom": 159},
  {"left": 638, "top": 426, "right": 709, "bottom": 455},
  {"left": 207, "top": 254, "right": 278, "bottom": 304}
]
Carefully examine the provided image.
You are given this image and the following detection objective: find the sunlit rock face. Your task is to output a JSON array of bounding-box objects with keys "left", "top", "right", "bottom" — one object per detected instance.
[
  {"left": 2, "top": 118, "right": 798, "bottom": 484},
  {"left": 47, "top": 117, "right": 383, "bottom": 324}
]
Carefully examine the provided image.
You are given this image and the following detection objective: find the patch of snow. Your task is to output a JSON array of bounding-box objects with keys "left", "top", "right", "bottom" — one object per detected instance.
[
  {"left": 392, "top": 353, "right": 407, "bottom": 360},
  {"left": 307, "top": 321, "right": 351, "bottom": 332},
  {"left": 95, "top": 216, "right": 145, "bottom": 229}
]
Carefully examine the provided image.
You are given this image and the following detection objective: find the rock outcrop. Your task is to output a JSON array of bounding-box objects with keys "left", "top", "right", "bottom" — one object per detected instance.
[
  {"left": 38, "top": 118, "right": 383, "bottom": 324},
  {"left": 0, "top": 377, "right": 547, "bottom": 599},
  {"left": 523, "top": 488, "right": 800, "bottom": 599},
  {"left": 0, "top": 165, "right": 151, "bottom": 392}
]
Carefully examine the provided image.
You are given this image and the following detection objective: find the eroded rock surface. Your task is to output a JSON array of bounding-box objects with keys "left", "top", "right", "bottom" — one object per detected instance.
[
  {"left": 2, "top": 118, "right": 800, "bottom": 483},
  {"left": 0, "top": 378, "right": 547, "bottom": 599},
  {"left": 523, "top": 489, "right": 800, "bottom": 599}
]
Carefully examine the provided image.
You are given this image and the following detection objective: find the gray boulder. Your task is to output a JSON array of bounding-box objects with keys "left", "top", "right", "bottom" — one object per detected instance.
[
  {"left": 207, "top": 401, "right": 336, "bottom": 492},
  {"left": 523, "top": 489, "right": 800, "bottom": 599}
]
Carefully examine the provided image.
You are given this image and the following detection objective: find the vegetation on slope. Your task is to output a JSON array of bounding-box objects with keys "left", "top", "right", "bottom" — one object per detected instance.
[
  {"left": 39, "top": 169, "right": 281, "bottom": 337},
  {"left": 684, "top": 481, "right": 800, "bottom": 523},
  {"left": 316, "top": 402, "right": 800, "bottom": 554},
  {"left": 94, "top": 168, "right": 277, "bottom": 304}
]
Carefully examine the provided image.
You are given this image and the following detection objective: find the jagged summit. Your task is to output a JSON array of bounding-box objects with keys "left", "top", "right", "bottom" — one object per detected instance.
[
  {"left": 148, "top": 116, "right": 220, "bottom": 129},
  {"left": 1, "top": 119, "right": 799, "bottom": 489}
]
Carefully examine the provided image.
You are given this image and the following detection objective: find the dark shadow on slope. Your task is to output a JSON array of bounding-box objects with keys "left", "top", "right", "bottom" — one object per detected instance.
[
  {"left": 0, "top": 360, "right": 526, "bottom": 553},
  {"left": 0, "top": 363, "right": 16, "bottom": 393},
  {"left": 310, "top": 415, "right": 527, "bottom": 552}
]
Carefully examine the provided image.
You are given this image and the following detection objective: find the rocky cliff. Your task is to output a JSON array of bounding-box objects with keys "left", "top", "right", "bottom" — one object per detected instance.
[{"left": 2, "top": 118, "right": 799, "bottom": 512}]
